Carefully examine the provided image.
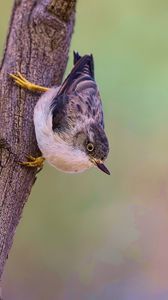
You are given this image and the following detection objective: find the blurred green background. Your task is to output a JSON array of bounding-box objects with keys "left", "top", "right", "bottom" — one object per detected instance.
[{"left": 1, "top": 1, "right": 168, "bottom": 299}]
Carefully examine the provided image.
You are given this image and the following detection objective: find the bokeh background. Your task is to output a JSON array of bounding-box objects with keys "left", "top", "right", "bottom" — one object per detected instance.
[{"left": 1, "top": 1, "right": 168, "bottom": 299}]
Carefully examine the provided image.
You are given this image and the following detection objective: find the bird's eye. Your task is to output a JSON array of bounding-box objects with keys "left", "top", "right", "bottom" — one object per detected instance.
[{"left": 87, "top": 142, "right": 94, "bottom": 152}]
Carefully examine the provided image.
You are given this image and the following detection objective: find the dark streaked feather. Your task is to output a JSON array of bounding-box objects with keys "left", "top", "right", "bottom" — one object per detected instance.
[
  {"left": 73, "top": 52, "right": 94, "bottom": 78},
  {"left": 73, "top": 51, "right": 81, "bottom": 64},
  {"left": 57, "top": 53, "right": 95, "bottom": 96},
  {"left": 51, "top": 52, "right": 104, "bottom": 134},
  {"left": 50, "top": 94, "right": 70, "bottom": 132}
]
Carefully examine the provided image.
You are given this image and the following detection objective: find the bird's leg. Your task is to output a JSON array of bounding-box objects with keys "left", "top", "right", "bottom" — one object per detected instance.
[
  {"left": 9, "top": 72, "right": 49, "bottom": 93},
  {"left": 20, "top": 155, "right": 45, "bottom": 168},
  {"left": 9, "top": 73, "right": 47, "bottom": 168}
]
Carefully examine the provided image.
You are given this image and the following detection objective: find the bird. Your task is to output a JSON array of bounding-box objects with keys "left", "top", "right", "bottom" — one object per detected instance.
[{"left": 10, "top": 52, "right": 110, "bottom": 175}]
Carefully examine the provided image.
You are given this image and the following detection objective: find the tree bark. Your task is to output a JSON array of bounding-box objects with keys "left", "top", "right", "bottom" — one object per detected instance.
[{"left": 0, "top": 0, "right": 76, "bottom": 279}]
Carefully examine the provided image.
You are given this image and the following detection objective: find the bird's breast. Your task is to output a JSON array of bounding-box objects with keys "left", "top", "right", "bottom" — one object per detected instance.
[{"left": 42, "top": 136, "right": 92, "bottom": 173}]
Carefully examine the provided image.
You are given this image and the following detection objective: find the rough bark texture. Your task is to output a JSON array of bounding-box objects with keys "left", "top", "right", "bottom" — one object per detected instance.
[{"left": 0, "top": 0, "right": 76, "bottom": 278}]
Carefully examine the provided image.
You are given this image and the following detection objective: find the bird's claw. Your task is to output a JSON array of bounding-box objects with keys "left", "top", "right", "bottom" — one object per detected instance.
[
  {"left": 19, "top": 155, "right": 45, "bottom": 168},
  {"left": 9, "top": 72, "right": 49, "bottom": 92}
]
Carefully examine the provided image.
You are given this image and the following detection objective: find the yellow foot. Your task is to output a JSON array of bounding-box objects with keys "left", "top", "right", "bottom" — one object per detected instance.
[
  {"left": 19, "top": 155, "right": 45, "bottom": 168},
  {"left": 9, "top": 71, "right": 49, "bottom": 93}
]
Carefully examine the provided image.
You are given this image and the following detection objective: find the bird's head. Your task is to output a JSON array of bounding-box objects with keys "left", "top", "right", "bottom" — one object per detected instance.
[{"left": 73, "top": 123, "right": 110, "bottom": 175}]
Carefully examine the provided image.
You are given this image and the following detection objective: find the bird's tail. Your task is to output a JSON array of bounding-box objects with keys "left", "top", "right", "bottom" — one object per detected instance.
[
  {"left": 57, "top": 52, "right": 95, "bottom": 95},
  {"left": 73, "top": 51, "right": 81, "bottom": 64}
]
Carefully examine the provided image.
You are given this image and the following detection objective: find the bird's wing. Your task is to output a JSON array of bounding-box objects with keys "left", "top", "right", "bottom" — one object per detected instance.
[
  {"left": 87, "top": 91, "right": 105, "bottom": 129},
  {"left": 50, "top": 94, "right": 70, "bottom": 133},
  {"left": 51, "top": 53, "right": 104, "bottom": 132}
]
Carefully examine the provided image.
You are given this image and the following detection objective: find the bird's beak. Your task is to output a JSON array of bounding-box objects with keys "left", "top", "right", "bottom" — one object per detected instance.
[{"left": 92, "top": 159, "right": 110, "bottom": 175}]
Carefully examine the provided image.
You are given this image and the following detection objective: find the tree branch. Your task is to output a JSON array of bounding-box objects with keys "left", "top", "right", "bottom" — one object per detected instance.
[{"left": 0, "top": 0, "right": 76, "bottom": 278}]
